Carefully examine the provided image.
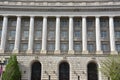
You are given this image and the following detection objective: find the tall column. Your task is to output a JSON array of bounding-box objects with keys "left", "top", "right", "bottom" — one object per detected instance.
[
  {"left": 68, "top": 16, "right": 74, "bottom": 54},
  {"left": 0, "top": 16, "right": 8, "bottom": 53},
  {"left": 27, "top": 16, "right": 34, "bottom": 54},
  {"left": 95, "top": 17, "right": 102, "bottom": 54},
  {"left": 109, "top": 16, "right": 117, "bottom": 54},
  {"left": 55, "top": 16, "right": 60, "bottom": 54},
  {"left": 41, "top": 16, "right": 47, "bottom": 54},
  {"left": 82, "top": 16, "right": 88, "bottom": 54},
  {"left": 13, "top": 16, "right": 21, "bottom": 53}
]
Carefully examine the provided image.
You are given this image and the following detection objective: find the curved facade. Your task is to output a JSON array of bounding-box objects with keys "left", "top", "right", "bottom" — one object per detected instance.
[{"left": 0, "top": 0, "right": 120, "bottom": 80}]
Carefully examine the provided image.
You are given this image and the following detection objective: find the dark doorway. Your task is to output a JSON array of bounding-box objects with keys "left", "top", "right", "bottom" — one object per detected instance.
[
  {"left": 59, "top": 62, "right": 69, "bottom": 80},
  {"left": 31, "top": 61, "right": 41, "bottom": 80},
  {"left": 87, "top": 62, "right": 98, "bottom": 80}
]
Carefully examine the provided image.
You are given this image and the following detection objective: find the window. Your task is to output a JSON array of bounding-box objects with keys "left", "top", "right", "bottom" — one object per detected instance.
[
  {"left": 48, "top": 20, "right": 55, "bottom": 28},
  {"left": 11, "top": 21, "right": 16, "bottom": 27},
  {"left": 22, "top": 43, "right": 28, "bottom": 51},
  {"left": 116, "top": 44, "right": 120, "bottom": 52},
  {"left": 74, "top": 31, "right": 80, "bottom": 39},
  {"left": 87, "top": 19, "right": 94, "bottom": 27},
  {"left": 61, "top": 43, "right": 68, "bottom": 52},
  {"left": 115, "top": 31, "right": 120, "bottom": 38},
  {"left": 9, "top": 43, "right": 14, "bottom": 51},
  {"left": 34, "top": 43, "right": 41, "bottom": 51},
  {"left": 61, "top": 20, "right": 68, "bottom": 28},
  {"left": 9, "top": 30, "right": 15, "bottom": 38},
  {"left": 23, "top": 21, "right": 29, "bottom": 27},
  {"left": 47, "top": 43, "right": 55, "bottom": 51},
  {"left": 101, "top": 44, "right": 109, "bottom": 52},
  {"left": 74, "top": 44, "right": 81, "bottom": 52},
  {"left": 74, "top": 20, "right": 81, "bottom": 27},
  {"left": 61, "top": 31, "right": 67, "bottom": 39},
  {"left": 23, "top": 31, "right": 29, "bottom": 38},
  {"left": 88, "top": 44, "right": 94, "bottom": 52},
  {"left": 48, "top": 31, "right": 55, "bottom": 39},
  {"left": 101, "top": 31, "right": 107, "bottom": 38},
  {"left": 0, "top": 20, "right": 2, "bottom": 27},
  {"left": 100, "top": 19, "right": 108, "bottom": 27},
  {"left": 35, "top": 31, "right": 42, "bottom": 38},
  {"left": 114, "top": 19, "right": 120, "bottom": 27},
  {"left": 35, "top": 21, "right": 42, "bottom": 28},
  {"left": 87, "top": 31, "right": 94, "bottom": 38}
]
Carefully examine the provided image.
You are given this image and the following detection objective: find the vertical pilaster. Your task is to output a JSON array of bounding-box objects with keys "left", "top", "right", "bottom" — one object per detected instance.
[
  {"left": 109, "top": 16, "right": 117, "bottom": 54},
  {"left": 68, "top": 16, "right": 74, "bottom": 54},
  {"left": 95, "top": 16, "right": 102, "bottom": 54},
  {"left": 55, "top": 16, "right": 60, "bottom": 54},
  {"left": 13, "top": 16, "right": 21, "bottom": 53},
  {"left": 41, "top": 16, "right": 47, "bottom": 54},
  {"left": 0, "top": 16, "right": 8, "bottom": 53},
  {"left": 82, "top": 16, "right": 88, "bottom": 54},
  {"left": 27, "top": 16, "right": 34, "bottom": 54}
]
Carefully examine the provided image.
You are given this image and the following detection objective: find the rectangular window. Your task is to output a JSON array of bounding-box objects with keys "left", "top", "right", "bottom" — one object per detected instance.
[
  {"left": 23, "top": 31, "right": 29, "bottom": 38},
  {"left": 116, "top": 44, "right": 120, "bottom": 52},
  {"left": 48, "top": 31, "right": 55, "bottom": 39},
  {"left": 21, "top": 43, "right": 28, "bottom": 51},
  {"left": 11, "top": 21, "right": 16, "bottom": 27},
  {"left": 87, "top": 19, "right": 94, "bottom": 27},
  {"left": 47, "top": 43, "right": 55, "bottom": 51},
  {"left": 100, "top": 19, "right": 108, "bottom": 27},
  {"left": 23, "top": 21, "right": 29, "bottom": 27},
  {"left": 101, "top": 44, "right": 109, "bottom": 52},
  {"left": 74, "top": 44, "right": 81, "bottom": 52},
  {"left": 87, "top": 44, "right": 94, "bottom": 52},
  {"left": 34, "top": 43, "right": 41, "bottom": 51},
  {"left": 9, "top": 43, "right": 14, "bottom": 51},
  {"left": 61, "top": 31, "right": 68, "bottom": 39},
  {"left": 115, "top": 31, "right": 120, "bottom": 38},
  {"left": 74, "top": 31, "right": 80, "bottom": 39},
  {"left": 87, "top": 31, "right": 94, "bottom": 38},
  {"left": 61, "top": 43, "right": 68, "bottom": 52},
  {"left": 35, "top": 31, "right": 42, "bottom": 38},
  {"left": 9, "top": 30, "right": 15, "bottom": 38},
  {"left": 48, "top": 20, "right": 55, "bottom": 28},
  {"left": 74, "top": 20, "right": 81, "bottom": 27},
  {"left": 61, "top": 19, "right": 68, "bottom": 28},
  {"left": 101, "top": 31, "right": 107, "bottom": 38},
  {"left": 114, "top": 19, "right": 120, "bottom": 27},
  {"left": 35, "top": 20, "right": 42, "bottom": 28}
]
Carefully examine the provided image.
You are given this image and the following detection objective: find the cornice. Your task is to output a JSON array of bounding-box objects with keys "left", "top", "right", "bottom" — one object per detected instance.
[{"left": 0, "top": 1, "right": 120, "bottom": 7}]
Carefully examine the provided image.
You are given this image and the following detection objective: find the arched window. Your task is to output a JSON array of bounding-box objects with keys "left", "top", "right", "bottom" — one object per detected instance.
[
  {"left": 59, "top": 62, "right": 70, "bottom": 80},
  {"left": 31, "top": 61, "right": 41, "bottom": 80},
  {"left": 87, "top": 62, "right": 98, "bottom": 80}
]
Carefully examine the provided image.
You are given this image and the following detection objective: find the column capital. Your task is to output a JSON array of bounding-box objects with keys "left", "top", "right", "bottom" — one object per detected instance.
[
  {"left": 109, "top": 16, "right": 114, "bottom": 18},
  {"left": 69, "top": 16, "right": 74, "bottom": 18},
  {"left": 2, "top": 15, "right": 8, "bottom": 17},
  {"left": 30, "top": 16, "right": 35, "bottom": 18},
  {"left": 43, "top": 16, "right": 48, "bottom": 18},
  {"left": 95, "top": 16, "right": 100, "bottom": 18},
  {"left": 56, "top": 16, "right": 61, "bottom": 18},
  {"left": 82, "top": 16, "right": 87, "bottom": 18}
]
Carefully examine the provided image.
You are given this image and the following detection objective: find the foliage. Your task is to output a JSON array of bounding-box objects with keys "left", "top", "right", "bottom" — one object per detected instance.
[
  {"left": 2, "top": 55, "right": 21, "bottom": 80},
  {"left": 100, "top": 55, "right": 120, "bottom": 80}
]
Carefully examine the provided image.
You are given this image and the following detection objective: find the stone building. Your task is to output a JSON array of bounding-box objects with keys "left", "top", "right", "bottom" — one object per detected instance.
[{"left": 0, "top": 0, "right": 120, "bottom": 80}]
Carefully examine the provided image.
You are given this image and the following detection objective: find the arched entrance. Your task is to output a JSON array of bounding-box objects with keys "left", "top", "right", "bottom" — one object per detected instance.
[
  {"left": 87, "top": 62, "right": 98, "bottom": 80},
  {"left": 31, "top": 61, "right": 41, "bottom": 80},
  {"left": 59, "top": 62, "right": 70, "bottom": 80}
]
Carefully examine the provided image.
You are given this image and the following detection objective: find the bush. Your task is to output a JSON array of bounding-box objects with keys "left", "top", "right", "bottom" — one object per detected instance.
[{"left": 2, "top": 55, "right": 21, "bottom": 80}]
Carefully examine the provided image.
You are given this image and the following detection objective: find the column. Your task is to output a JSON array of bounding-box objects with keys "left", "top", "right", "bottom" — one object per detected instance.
[
  {"left": 109, "top": 16, "right": 117, "bottom": 54},
  {"left": 55, "top": 16, "right": 60, "bottom": 54},
  {"left": 27, "top": 16, "right": 34, "bottom": 54},
  {"left": 95, "top": 16, "right": 102, "bottom": 54},
  {"left": 13, "top": 16, "right": 21, "bottom": 53},
  {"left": 41, "top": 16, "right": 47, "bottom": 54},
  {"left": 68, "top": 16, "right": 74, "bottom": 54},
  {"left": 82, "top": 16, "right": 88, "bottom": 54},
  {"left": 0, "top": 16, "right": 8, "bottom": 53}
]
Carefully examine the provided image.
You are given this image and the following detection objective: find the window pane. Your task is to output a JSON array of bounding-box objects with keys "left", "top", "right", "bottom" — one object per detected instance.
[
  {"left": 115, "top": 31, "right": 120, "bottom": 38},
  {"left": 35, "top": 31, "right": 42, "bottom": 38},
  {"left": 87, "top": 31, "right": 94, "bottom": 38},
  {"left": 74, "top": 44, "right": 81, "bottom": 52},
  {"left": 61, "top": 31, "right": 67, "bottom": 39},
  {"left": 23, "top": 31, "right": 29, "bottom": 38},
  {"left": 116, "top": 44, "right": 120, "bottom": 52},
  {"left": 88, "top": 44, "right": 94, "bottom": 52},
  {"left": 9, "top": 43, "right": 14, "bottom": 51},
  {"left": 61, "top": 43, "right": 68, "bottom": 51},
  {"left": 48, "top": 31, "right": 55, "bottom": 39},
  {"left": 48, "top": 43, "right": 55, "bottom": 51},
  {"left": 101, "top": 31, "right": 107, "bottom": 38},
  {"left": 22, "top": 44, "right": 28, "bottom": 51},
  {"left": 101, "top": 44, "right": 109, "bottom": 52},
  {"left": 74, "top": 31, "right": 80, "bottom": 38},
  {"left": 34, "top": 43, "right": 41, "bottom": 51},
  {"left": 9, "top": 30, "right": 15, "bottom": 38}
]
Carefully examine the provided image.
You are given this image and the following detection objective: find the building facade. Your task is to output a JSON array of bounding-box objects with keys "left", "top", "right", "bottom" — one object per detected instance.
[{"left": 0, "top": 0, "right": 120, "bottom": 80}]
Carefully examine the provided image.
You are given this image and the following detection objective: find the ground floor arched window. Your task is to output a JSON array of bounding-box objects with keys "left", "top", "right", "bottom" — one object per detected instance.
[
  {"left": 59, "top": 62, "right": 70, "bottom": 80},
  {"left": 87, "top": 62, "right": 98, "bottom": 80},
  {"left": 31, "top": 61, "right": 41, "bottom": 80}
]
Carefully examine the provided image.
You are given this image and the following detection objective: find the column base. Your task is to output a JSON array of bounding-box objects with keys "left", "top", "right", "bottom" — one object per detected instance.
[
  {"left": 96, "top": 51, "right": 103, "bottom": 54},
  {"left": 111, "top": 51, "right": 118, "bottom": 55},
  {"left": 26, "top": 49, "right": 33, "bottom": 54},
  {"left": 82, "top": 51, "right": 88, "bottom": 54},
  {"left": 68, "top": 50, "right": 74, "bottom": 54},
  {"left": 54, "top": 50, "right": 60, "bottom": 54},
  {"left": 13, "top": 49, "right": 19, "bottom": 54},
  {"left": 40, "top": 50, "right": 47, "bottom": 54},
  {"left": 0, "top": 49, "right": 4, "bottom": 54}
]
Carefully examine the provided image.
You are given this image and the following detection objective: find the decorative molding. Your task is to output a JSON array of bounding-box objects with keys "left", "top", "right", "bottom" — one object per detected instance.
[{"left": 0, "top": 1, "right": 120, "bottom": 7}]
